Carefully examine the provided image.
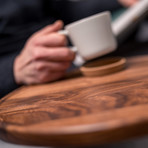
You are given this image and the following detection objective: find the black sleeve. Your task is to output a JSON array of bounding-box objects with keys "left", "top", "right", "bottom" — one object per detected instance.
[
  {"left": 82, "top": 0, "right": 123, "bottom": 12},
  {"left": 0, "top": 52, "right": 19, "bottom": 99},
  {"left": 0, "top": 0, "right": 55, "bottom": 99},
  {"left": 54, "top": 0, "right": 123, "bottom": 24}
]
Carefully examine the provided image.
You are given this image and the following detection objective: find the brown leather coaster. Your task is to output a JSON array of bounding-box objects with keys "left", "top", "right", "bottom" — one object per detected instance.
[{"left": 80, "top": 57, "right": 126, "bottom": 77}]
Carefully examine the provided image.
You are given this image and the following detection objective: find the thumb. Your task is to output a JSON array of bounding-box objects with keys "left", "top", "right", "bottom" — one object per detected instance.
[{"left": 37, "top": 20, "right": 64, "bottom": 35}]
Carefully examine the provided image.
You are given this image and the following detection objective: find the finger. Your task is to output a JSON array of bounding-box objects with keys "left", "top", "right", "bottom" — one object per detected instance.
[
  {"left": 126, "top": 0, "right": 135, "bottom": 6},
  {"left": 35, "top": 33, "right": 67, "bottom": 47},
  {"left": 37, "top": 20, "right": 64, "bottom": 36},
  {"left": 120, "top": 0, "right": 137, "bottom": 7},
  {"left": 131, "top": 0, "right": 138, "bottom": 5},
  {"left": 32, "top": 47, "right": 76, "bottom": 62}
]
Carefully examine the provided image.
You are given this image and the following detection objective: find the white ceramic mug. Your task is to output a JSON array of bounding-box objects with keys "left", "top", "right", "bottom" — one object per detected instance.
[{"left": 59, "top": 11, "right": 117, "bottom": 61}]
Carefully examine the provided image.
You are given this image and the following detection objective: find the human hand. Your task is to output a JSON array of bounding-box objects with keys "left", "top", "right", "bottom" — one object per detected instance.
[
  {"left": 118, "top": 0, "right": 139, "bottom": 7},
  {"left": 14, "top": 20, "right": 75, "bottom": 85}
]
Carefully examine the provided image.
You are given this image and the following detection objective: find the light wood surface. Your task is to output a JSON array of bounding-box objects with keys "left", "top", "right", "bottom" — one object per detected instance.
[
  {"left": 0, "top": 55, "right": 148, "bottom": 147},
  {"left": 80, "top": 57, "right": 126, "bottom": 76}
]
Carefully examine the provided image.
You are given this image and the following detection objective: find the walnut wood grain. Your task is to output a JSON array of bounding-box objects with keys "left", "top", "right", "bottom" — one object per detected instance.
[{"left": 0, "top": 55, "right": 148, "bottom": 147}]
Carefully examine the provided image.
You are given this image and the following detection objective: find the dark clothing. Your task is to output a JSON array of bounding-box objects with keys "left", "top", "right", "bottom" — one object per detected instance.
[
  {"left": 0, "top": 0, "right": 55, "bottom": 98},
  {"left": 0, "top": 0, "right": 122, "bottom": 98},
  {"left": 51, "top": 0, "right": 122, "bottom": 24}
]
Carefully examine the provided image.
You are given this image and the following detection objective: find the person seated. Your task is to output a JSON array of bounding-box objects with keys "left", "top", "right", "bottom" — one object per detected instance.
[{"left": 0, "top": 0, "right": 139, "bottom": 98}]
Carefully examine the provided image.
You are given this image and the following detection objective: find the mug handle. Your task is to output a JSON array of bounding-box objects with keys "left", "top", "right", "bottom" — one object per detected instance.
[
  {"left": 58, "top": 30, "right": 77, "bottom": 52},
  {"left": 58, "top": 30, "right": 85, "bottom": 66}
]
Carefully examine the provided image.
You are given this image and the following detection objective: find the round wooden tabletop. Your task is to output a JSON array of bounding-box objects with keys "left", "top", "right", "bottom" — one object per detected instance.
[{"left": 0, "top": 55, "right": 148, "bottom": 147}]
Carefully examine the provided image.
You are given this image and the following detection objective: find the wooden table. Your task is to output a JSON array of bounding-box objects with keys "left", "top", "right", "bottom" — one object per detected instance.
[{"left": 0, "top": 55, "right": 148, "bottom": 147}]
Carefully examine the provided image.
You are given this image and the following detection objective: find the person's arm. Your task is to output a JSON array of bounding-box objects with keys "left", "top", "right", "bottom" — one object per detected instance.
[{"left": 0, "top": 53, "right": 19, "bottom": 98}]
